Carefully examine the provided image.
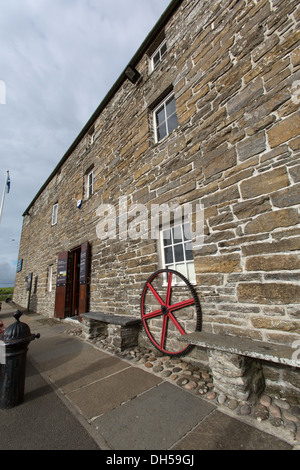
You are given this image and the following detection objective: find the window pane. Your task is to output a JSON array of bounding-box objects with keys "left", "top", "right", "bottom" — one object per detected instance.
[
  {"left": 185, "top": 242, "right": 194, "bottom": 261},
  {"left": 156, "top": 106, "right": 166, "bottom": 126},
  {"left": 161, "top": 42, "right": 167, "bottom": 57},
  {"left": 157, "top": 122, "right": 167, "bottom": 141},
  {"left": 166, "top": 97, "right": 176, "bottom": 117},
  {"left": 164, "top": 246, "right": 173, "bottom": 264},
  {"left": 52, "top": 204, "right": 58, "bottom": 225},
  {"left": 88, "top": 171, "right": 94, "bottom": 197},
  {"left": 163, "top": 229, "right": 172, "bottom": 246},
  {"left": 175, "top": 264, "right": 186, "bottom": 277},
  {"left": 172, "top": 226, "right": 182, "bottom": 244},
  {"left": 167, "top": 113, "right": 178, "bottom": 133},
  {"left": 187, "top": 263, "right": 196, "bottom": 283},
  {"left": 153, "top": 51, "right": 160, "bottom": 67},
  {"left": 174, "top": 244, "right": 184, "bottom": 262},
  {"left": 183, "top": 223, "right": 191, "bottom": 241}
]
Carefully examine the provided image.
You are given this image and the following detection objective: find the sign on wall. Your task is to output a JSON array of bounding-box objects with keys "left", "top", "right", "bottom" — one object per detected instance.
[
  {"left": 16, "top": 259, "right": 23, "bottom": 272},
  {"left": 56, "top": 257, "right": 67, "bottom": 287}
]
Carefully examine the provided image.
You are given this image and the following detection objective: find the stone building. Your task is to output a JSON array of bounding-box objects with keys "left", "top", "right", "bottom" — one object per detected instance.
[{"left": 14, "top": 0, "right": 300, "bottom": 400}]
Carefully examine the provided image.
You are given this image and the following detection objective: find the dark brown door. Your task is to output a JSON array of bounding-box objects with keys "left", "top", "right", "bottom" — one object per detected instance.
[{"left": 54, "top": 243, "right": 90, "bottom": 320}]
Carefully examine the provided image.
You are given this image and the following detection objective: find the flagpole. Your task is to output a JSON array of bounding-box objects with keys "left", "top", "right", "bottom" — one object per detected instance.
[{"left": 0, "top": 170, "right": 9, "bottom": 224}]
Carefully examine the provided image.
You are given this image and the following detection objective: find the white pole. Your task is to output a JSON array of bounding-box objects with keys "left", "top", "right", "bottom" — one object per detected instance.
[{"left": 0, "top": 170, "right": 9, "bottom": 224}]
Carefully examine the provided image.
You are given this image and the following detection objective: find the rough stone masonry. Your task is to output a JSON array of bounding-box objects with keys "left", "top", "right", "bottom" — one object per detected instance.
[{"left": 14, "top": 0, "right": 300, "bottom": 400}]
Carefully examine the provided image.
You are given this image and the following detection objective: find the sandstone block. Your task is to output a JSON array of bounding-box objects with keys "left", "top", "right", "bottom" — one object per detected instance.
[
  {"left": 227, "top": 78, "right": 264, "bottom": 115},
  {"left": 289, "top": 165, "right": 300, "bottom": 183},
  {"left": 267, "top": 113, "right": 300, "bottom": 148},
  {"left": 245, "top": 254, "right": 300, "bottom": 272},
  {"left": 240, "top": 166, "right": 289, "bottom": 199},
  {"left": 237, "top": 132, "right": 266, "bottom": 161},
  {"left": 242, "top": 237, "right": 300, "bottom": 256},
  {"left": 271, "top": 184, "right": 300, "bottom": 208},
  {"left": 201, "top": 145, "right": 237, "bottom": 179},
  {"left": 237, "top": 283, "right": 300, "bottom": 304},
  {"left": 194, "top": 254, "right": 241, "bottom": 273},
  {"left": 251, "top": 317, "right": 300, "bottom": 334},
  {"left": 233, "top": 195, "right": 271, "bottom": 219},
  {"left": 201, "top": 185, "right": 240, "bottom": 208},
  {"left": 244, "top": 208, "right": 299, "bottom": 234}
]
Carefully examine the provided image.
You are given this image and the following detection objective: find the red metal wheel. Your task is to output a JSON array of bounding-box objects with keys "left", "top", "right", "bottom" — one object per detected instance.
[{"left": 140, "top": 269, "right": 201, "bottom": 356}]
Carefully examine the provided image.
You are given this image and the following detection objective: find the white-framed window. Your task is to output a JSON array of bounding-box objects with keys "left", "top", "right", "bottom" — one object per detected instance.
[
  {"left": 51, "top": 203, "right": 58, "bottom": 226},
  {"left": 47, "top": 265, "right": 53, "bottom": 292},
  {"left": 160, "top": 222, "right": 196, "bottom": 285},
  {"left": 153, "top": 93, "right": 178, "bottom": 143},
  {"left": 87, "top": 169, "right": 94, "bottom": 198},
  {"left": 150, "top": 39, "right": 167, "bottom": 71}
]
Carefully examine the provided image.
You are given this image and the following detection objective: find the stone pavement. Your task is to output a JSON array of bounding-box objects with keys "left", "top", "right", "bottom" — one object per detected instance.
[{"left": 0, "top": 304, "right": 297, "bottom": 451}]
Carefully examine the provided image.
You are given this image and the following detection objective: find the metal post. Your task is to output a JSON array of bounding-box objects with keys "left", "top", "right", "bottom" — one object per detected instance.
[
  {"left": 26, "top": 273, "right": 33, "bottom": 312},
  {"left": 0, "top": 170, "right": 10, "bottom": 224}
]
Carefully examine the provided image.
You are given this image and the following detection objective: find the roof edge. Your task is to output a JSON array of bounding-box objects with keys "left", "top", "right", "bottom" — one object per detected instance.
[{"left": 23, "top": 0, "right": 183, "bottom": 217}]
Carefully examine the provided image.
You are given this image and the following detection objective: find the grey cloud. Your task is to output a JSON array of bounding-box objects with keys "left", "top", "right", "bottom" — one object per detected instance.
[{"left": 0, "top": 0, "right": 170, "bottom": 286}]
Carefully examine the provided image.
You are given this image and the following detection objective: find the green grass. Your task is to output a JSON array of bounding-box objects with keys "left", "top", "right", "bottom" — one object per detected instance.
[{"left": 0, "top": 287, "right": 14, "bottom": 302}]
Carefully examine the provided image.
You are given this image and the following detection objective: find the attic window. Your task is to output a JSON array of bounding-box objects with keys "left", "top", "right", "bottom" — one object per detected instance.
[
  {"left": 51, "top": 203, "right": 58, "bottom": 226},
  {"left": 151, "top": 40, "right": 167, "bottom": 71},
  {"left": 147, "top": 30, "right": 167, "bottom": 72}
]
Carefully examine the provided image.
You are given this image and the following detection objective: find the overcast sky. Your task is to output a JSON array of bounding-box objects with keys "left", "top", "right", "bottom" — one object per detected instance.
[{"left": 0, "top": 0, "right": 171, "bottom": 287}]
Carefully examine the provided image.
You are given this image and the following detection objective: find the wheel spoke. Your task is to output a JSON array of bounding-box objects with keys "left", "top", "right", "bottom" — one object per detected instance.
[
  {"left": 160, "top": 315, "right": 168, "bottom": 349},
  {"left": 169, "top": 298, "right": 195, "bottom": 312},
  {"left": 165, "top": 272, "right": 172, "bottom": 306},
  {"left": 142, "top": 308, "right": 163, "bottom": 320},
  {"left": 168, "top": 311, "right": 186, "bottom": 336},
  {"left": 147, "top": 282, "right": 165, "bottom": 306}
]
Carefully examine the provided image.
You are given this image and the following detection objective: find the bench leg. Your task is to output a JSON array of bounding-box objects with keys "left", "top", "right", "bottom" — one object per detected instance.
[
  {"left": 208, "top": 350, "right": 265, "bottom": 402},
  {"left": 82, "top": 318, "right": 107, "bottom": 340},
  {"left": 107, "top": 324, "right": 140, "bottom": 351}
]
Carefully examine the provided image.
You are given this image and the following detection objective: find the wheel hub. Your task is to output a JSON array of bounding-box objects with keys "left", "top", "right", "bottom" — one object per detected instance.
[{"left": 161, "top": 305, "right": 168, "bottom": 315}]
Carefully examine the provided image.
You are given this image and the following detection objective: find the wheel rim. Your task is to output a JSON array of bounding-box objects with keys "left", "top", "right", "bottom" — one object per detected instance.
[{"left": 140, "top": 269, "right": 201, "bottom": 356}]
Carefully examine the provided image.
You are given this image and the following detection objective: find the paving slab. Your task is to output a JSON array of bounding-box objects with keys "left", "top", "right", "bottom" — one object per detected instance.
[
  {"left": 0, "top": 360, "right": 100, "bottom": 450},
  {"left": 173, "top": 409, "right": 292, "bottom": 450},
  {"left": 66, "top": 366, "right": 162, "bottom": 420},
  {"left": 93, "top": 382, "right": 216, "bottom": 450},
  {"left": 38, "top": 348, "right": 130, "bottom": 393},
  {"left": 28, "top": 334, "right": 90, "bottom": 365}
]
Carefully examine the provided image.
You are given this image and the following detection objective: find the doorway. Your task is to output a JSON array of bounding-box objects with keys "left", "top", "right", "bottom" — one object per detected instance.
[
  {"left": 69, "top": 247, "right": 81, "bottom": 317},
  {"left": 54, "top": 242, "right": 90, "bottom": 320}
]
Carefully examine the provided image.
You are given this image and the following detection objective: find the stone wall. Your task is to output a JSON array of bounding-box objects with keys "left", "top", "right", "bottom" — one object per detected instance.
[{"left": 14, "top": 0, "right": 300, "bottom": 390}]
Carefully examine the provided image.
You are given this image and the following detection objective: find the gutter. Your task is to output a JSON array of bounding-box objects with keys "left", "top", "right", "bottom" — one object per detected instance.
[{"left": 23, "top": 0, "right": 183, "bottom": 216}]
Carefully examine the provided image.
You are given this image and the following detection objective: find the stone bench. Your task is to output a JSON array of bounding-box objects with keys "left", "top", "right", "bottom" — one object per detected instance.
[
  {"left": 81, "top": 312, "right": 142, "bottom": 351},
  {"left": 180, "top": 332, "right": 300, "bottom": 402}
]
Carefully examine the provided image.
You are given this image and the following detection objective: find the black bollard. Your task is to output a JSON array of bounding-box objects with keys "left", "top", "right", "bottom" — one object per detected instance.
[{"left": 0, "top": 311, "right": 40, "bottom": 409}]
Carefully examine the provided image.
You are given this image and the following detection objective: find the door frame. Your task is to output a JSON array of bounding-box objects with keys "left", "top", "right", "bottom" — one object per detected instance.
[{"left": 54, "top": 242, "right": 90, "bottom": 320}]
